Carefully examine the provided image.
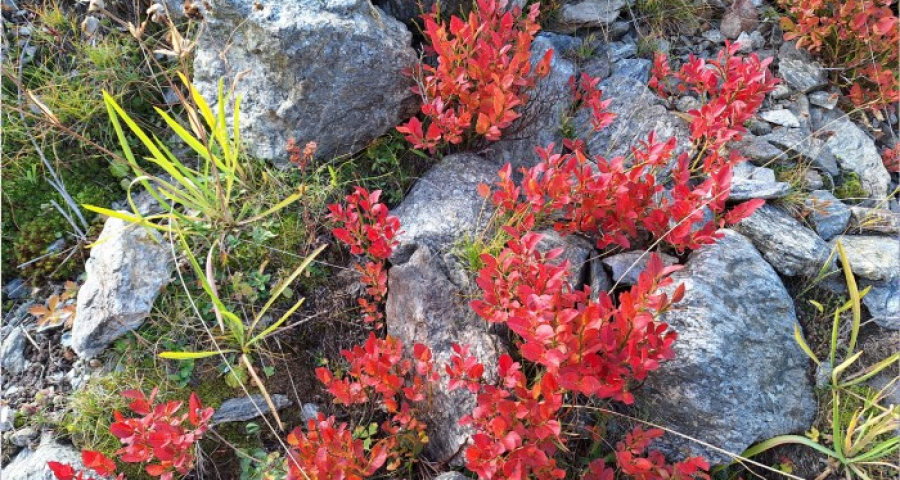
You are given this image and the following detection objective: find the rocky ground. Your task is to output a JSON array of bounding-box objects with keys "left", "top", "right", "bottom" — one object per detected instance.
[{"left": 2, "top": 0, "right": 898, "bottom": 479}]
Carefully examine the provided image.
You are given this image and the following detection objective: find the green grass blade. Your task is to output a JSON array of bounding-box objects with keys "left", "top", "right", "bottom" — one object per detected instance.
[
  {"left": 159, "top": 350, "right": 235, "bottom": 360},
  {"left": 250, "top": 244, "right": 325, "bottom": 332},
  {"left": 793, "top": 323, "right": 820, "bottom": 365},
  {"left": 246, "top": 298, "right": 305, "bottom": 348},
  {"left": 741, "top": 434, "right": 838, "bottom": 460}
]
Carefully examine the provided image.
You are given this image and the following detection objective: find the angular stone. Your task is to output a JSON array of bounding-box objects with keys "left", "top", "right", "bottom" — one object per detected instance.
[
  {"left": 211, "top": 394, "right": 293, "bottom": 425},
  {"left": 848, "top": 207, "right": 900, "bottom": 235},
  {"left": 777, "top": 42, "right": 828, "bottom": 93},
  {"left": 808, "top": 90, "right": 839, "bottom": 110},
  {"left": 1, "top": 326, "right": 27, "bottom": 375},
  {"left": 536, "top": 230, "right": 594, "bottom": 286},
  {"left": 863, "top": 278, "right": 900, "bottom": 330},
  {"left": 720, "top": 0, "right": 758, "bottom": 39},
  {"left": 554, "top": 0, "right": 627, "bottom": 32},
  {"left": 590, "top": 256, "right": 613, "bottom": 301},
  {"left": 759, "top": 109, "right": 800, "bottom": 128},
  {"left": 72, "top": 217, "right": 173, "bottom": 359},
  {"left": 601, "top": 250, "right": 678, "bottom": 286},
  {"left": 386, "top": 245, "right": 504, "bottom": 464},
  {"left": 2, "top": 441, "right": 84, "bottom": 480},
  {"left": 804, "top": 190, "right": 851, "bottom": 241},
  {"left": 812, "top": 109, "right": 891, "bottom": 199},
  {"left": 730, "top": 163, "right": 791, "bottom": 200},
  {"left": 736, "top": 204, "right": 831, "bottom": 277},
  {"left": 829, "top": 235, "right": 899, "bottom": 283},
  {"left": 730, "top": 134, "right": 787, "bottom": 165},
  {"left": 193, "top": 0, "right": 417, "bottom": 162},
  {"left": 391, "top": 154, "right": 501, "bottom": 263},
  {"left": 613, "top": 58, "right": 652, "bottom": 83},
  {"left": 636, "top": 230, "right": 816, "bottom": 465},
  {"left": 764, "top": 128, "right": 840, "bottom": 176}
]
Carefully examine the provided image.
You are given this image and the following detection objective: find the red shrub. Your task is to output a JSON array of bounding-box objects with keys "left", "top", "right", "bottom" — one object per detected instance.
[
  {"left": 49, "top": 451, "right": 123, "bottom": 480},
  {"left": 48, "top": 391, "right": 212, "bottom": 480},
  {"left": 285, "top": 413, "right": 388, "bottom": 480},
  {"left": 777, "top": 0, "right": 898, "bottom": 110},
  {"left": 315, "top": 333, "right": 437, "bottom": 469},
  {"left": 882, "top": 144, "right": 900, "bottom": 173},
  {"left": 328, "top": 187, "right": 401, "bottom": 325},
  {"left": 397, "top": 0, "right": 553, "bottom": 151},
  {"left": 109, "top": 389, "right": 214, "bottom": 480}
]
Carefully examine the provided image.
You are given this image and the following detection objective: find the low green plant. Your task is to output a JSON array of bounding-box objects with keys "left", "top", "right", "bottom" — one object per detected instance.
[
  {"left": 834, "top": 173, "right": 867, "bottom": 202},
  {"left": 159, "top": 235, "right": 326, "bottom": 430},
  {"left": 742, "top": 241, "right": 900, "bottom": 480},
  {"left": 84, "top": 74, "right": 305, "bottom": 233}
]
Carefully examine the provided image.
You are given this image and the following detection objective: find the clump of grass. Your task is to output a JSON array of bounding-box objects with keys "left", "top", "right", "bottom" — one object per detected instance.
[
  {"left": 1, "top": 1, "right": 179, "bottom": 282},
  {"left": 631, "top": 0, "right": 709, "bottom": 37}
]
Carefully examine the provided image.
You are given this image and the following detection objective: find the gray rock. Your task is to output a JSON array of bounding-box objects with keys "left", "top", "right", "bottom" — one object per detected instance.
[
  {"left": 434, "top": 473, "right": 468, "bottom": 480},
  {"left": 391, "top": 153, "right": 500, "bottom": 263},
  {"left": 2, "top": 441, "right": 83, "bottom": 480},
  {"left": 0, "top": 406, "right": 14, "bottom": 432},
  {"left": 808, "top": 91, "right": 839, "bottom": 110},
  {"left": 863, "top": 278, "right": 899, "bottom": 330},
  {"left": 9, "top": 427, "right": 39, "bottom": 447},
  {"left": 602, "top": 250, "right": 678, "bottom": 286},
  {"left": 759, "top": 109, "right": 800, "bottom": 128},
  {"left": 613, "top": 58, "right": 652, "bottom": 83},
  {"left": 848, "top": 207, "right": 900, "bottom": 235},
  {"left": 193, "top": 0, "right": 417, "bottom": 162},
  {"left": 71, "top": 216, "right": 173, "bottom": 359},
  {"left": 605, "top": 40, "right": 637, "bottom": 61},
  {"left": 812, "top": 109, "right": 891, "bottom": 198},
  {"left": 768, "top": 83, "right": 792, "bottom": 101},
  {"left": 554, "top": 0, "right": 627, "bottom": 32},
  {"left": 764, "top": 128, "right": 840, "bottom": 176},
  {"left": 300, "top": 403, "right": 320, "bottom": 422},
  {"left": 734, "top": 31, "right": 764, "bottom": 52},
  {"left": 701, "top": 28, "right": 726, "bottom": 44},
  {"left": 536, "top": 230, "right": 594, "bottom": 286},
  {"left": 386, "top": 245, "right": 504, "bottom": 464},
  {"left": 4, "top": 278, "right": 28, "bottom": 300},
  {"left": 581, "top": 43, "right": 611, "bottom": 80},
  {"left": 829, "top": 235, "right": 899, "bottom": 283},
  {"left": 1, "top": 326, "right": 27, "bottom": 375},
  {"left": 636, "top": 230, "right": 817, "bottom": 465},
  {"left": 211, "top": 394, "right": 293, "bottom": 425},
  {"left": 730, "top": 134, "right": 787, "bottom": 164},
  {"left": 802, "top": 169, "right": 825, "bottom": 190},
  {"left": 777, "top": 42, "right": 828, "bottom": 92},
  {"left": 487, "top": 34, "right": 578, "bottom": 170},
  {"left": 720, "top": 0, "right": 758, "bottom": 39},
  {"left": 730, "top": 163, "right": 791, "bottom": 200},
  {"left": 674, "top": 95, "right": 701, "bottom": 113},
  {"left": 804, "top": 190, "right": 851, "bottom": 240},
  {"left": 590, "top": 256, "right": 613, "bottom": 300},
  {"left": 737, "top": 204, "right": 831, "bottom": 277},
  {"left": 575, "top": 75, "right": 690, "bottom": 160}
]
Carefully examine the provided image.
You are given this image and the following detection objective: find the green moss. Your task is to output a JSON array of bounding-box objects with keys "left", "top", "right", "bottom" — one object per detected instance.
[{"left": 834, "top": 172, "right": 867, "bottom": 202}]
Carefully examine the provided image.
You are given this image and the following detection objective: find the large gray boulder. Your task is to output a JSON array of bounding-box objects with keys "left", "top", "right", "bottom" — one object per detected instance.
[
  {"left": 736, "top": 204, "right": 831, "bottom": 278},
  {"left": 193, "top": 0, "right": 417, "bottom": 162},
  {"left": 2, "top": 441, "right": 83, "bottom": 480},
  {"left": 386, "top": 245, "right": 505, "bottom": 464},
  {"left": 575, "top": 75, "right": 691, "bottom": 161},
  {"left": 636, "top": 230, "right": 817, "bottom": 464},
  {"left": 71, "top": 217, "right": 173, "bottom": 359},
  {"left": 391, "top": 153, "right": 501, "bottom": 263}
]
